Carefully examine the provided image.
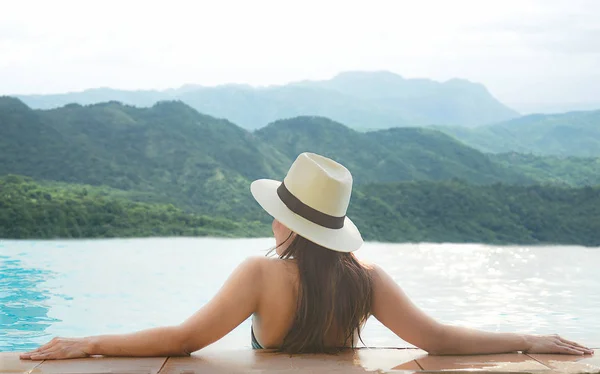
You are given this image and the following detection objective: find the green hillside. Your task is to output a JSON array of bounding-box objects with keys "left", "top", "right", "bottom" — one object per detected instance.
[
  {"left": 365, "top": 127, "right": 529, "bottom": 184},
  {"left": 256, "top": 116, "right": 531, "bottom": 185},
  {"left": 0, "top": 175, "right": 270, "bottom": 239},
  {"left": 350, "top": 180, "right": 600, "bottom": 246},
  {"left": 0, "top": 97, "right": 289, "bottom": 221},
  {"left": 490, "top": 153, "right": 600, "bottom": 187},
  {"left": 0, "top": 97, "right": 103, "bottom": 183},
  {"left": 437, "top": 110, "right": 600, "bottom": 157}
]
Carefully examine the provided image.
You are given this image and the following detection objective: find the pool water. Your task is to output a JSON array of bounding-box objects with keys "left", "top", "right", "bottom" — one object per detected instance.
[{"left": 1, "top": 238, "right": 599, "bottom": 352}]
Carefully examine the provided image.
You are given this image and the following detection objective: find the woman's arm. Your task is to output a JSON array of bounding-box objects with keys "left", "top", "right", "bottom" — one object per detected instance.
[
  {"left": 370, "top": 264, "right": 593, "bottom": 356},
  {"left": 20, "top": 326, "right": 188, "bottom": 360},
  {"left": 432, "top": 325, "right": 592, "bottom": 355},
  {"left": 21, "top": 257, "right": 265, "bottom": 360}
]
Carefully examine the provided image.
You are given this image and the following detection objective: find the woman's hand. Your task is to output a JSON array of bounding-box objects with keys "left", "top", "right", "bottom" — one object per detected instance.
[
  {"left": 20, "top": 337, "right": 90, "bottom": 360},
  {"left": 525, "top": 334, "right": 594, "bottom": 355}
]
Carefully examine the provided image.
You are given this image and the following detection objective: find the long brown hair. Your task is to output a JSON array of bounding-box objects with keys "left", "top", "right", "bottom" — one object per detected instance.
[{"left": 275, "top": 234, "right": 373, "bottom": 353}]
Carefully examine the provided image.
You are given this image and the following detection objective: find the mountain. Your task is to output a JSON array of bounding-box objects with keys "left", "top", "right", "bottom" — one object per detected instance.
[
  {"left": 15, "top": 71, "right": 519, "bottom": 130},
  {"left": 436, "top": 110, "right": 600, "bottom": 157},
  {"left": 293, "top": 72, "right": 519, "bottom": 127},
  {"left": 5, "top": 98, "right": 600, "bottom": 194},
  {"left": 0, "top": 98, "right": 530, "bottom": 191},
  {"left": 4, "top": 98, "right": 598, "bottom": 198},
  {"left": 255, "top": 116, "right": 531, "bottom": 185},
  {"left": 0, "top": 97, "right": 105, "bottom": 183},
  {"left": 3, "top": 98, "right": 600, "bottom": 245},
  {"left": 0, "top": 97, "right": 290, "bottom": 221},
  {"left": 0, "top": 98, "right": 530, "bottom": 225}
]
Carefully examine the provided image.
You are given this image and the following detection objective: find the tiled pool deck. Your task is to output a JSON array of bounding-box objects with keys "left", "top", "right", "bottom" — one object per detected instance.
[{"left": 2, "top": 348, "right": 598, "bottom": 373}]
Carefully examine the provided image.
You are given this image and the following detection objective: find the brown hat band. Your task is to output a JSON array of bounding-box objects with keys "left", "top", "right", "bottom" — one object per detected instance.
[{"left": 276, "top": 181, "right": 346, "bottom": 229}]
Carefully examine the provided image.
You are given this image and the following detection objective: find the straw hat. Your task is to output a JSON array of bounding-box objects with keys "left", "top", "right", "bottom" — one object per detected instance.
[{"left": 250, "top": 152, "right": 363, "bottom": 252}]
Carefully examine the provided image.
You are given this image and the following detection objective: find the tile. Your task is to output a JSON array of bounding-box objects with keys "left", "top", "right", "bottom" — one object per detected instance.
[
  {"left": 11, "top": 350, "right": 600, "bottom": 374},
  {"left": 416, "top": 352, "right": 550, "bottom": 372},
  {"left": 357, "top": 348, "right": 426, "bottom": 371},
  {"left": 159, "top": 351, "right": 258, "bottom": 374},
  {"left": 33, "top": 356, "right": 167, "bottom": 374},
  {"left": 528, "top": 350, "right": 600, "bottom": 373},
  {"left": 159, "top": 348, "right": 426, "bottom": 373},
  {"left": 0, "top": 352, "right": 44, "bottom": 374}
]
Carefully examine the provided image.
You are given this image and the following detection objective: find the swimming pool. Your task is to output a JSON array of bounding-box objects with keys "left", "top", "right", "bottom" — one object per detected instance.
[{"left": 2, "top": 238, "right": 599, "bottom": 352}]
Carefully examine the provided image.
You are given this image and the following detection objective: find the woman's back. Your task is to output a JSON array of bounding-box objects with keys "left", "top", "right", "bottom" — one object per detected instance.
[
  {"left": 251, "top": 254, "right": 373, "bottom": 350},
  {"left": 251, "top": 229, "right": 373, "bottom": 353},
  {"left": 251, "top": 256, "right": 299, "bottom": 349}
]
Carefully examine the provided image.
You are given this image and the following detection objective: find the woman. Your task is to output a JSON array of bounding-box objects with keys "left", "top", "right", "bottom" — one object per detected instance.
[{"left": 20, "top": 152, "right": 593, "bottom": 360}]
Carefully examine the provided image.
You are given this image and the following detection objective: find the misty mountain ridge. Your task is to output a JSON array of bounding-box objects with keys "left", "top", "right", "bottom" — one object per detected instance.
[
  {"left": 436, "top": 109, "right": 600, "bottom": 157},
  {"left": 15, "top": 71, "right": 519, "bottom": 130}
]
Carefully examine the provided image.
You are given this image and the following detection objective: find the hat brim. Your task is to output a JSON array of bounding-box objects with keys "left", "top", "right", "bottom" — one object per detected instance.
[{"left": 251, "top": 179, "right": 363, "bottom": 253}]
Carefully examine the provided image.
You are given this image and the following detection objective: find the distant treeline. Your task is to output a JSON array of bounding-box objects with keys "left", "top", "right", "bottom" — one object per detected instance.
[
  {"left": 2, "top": 175, "right": 599, "bottom": 246},
  {"left": 0, "top": 175, "right": 269, "bottom": 239},
  {"left": 350, "top": 180, "right": 600, "bottom": 246}
]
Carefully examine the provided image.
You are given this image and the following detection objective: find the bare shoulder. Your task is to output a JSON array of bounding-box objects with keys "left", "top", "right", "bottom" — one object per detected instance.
[
  {"left": 357, "top": 260, "right": 384, "bottom": 279},
  {"left": 364, "top": 262, "right": 402, "bottom": 293},
  {"left": 226, "top": 256, "right": 267, "bottom": 284},
  {"left": 368, "top": 263, "right": 386, "bottom": 278},
  {"left": 237, "top": 256, "right": 270, "bottom": 274},
  {"left": 237, "top": 255, "right": 293, "bottom": 276},
  {"left": 240, "top": 255, "right": 286, "bottom": 267},
  {"left": 240, "top": 255, "right": 271, "bottom": 267}
]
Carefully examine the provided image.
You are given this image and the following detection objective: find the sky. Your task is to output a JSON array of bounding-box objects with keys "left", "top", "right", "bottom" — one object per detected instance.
[{"left": 1, "top": 0, "right": 599, "bottom": 113}]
